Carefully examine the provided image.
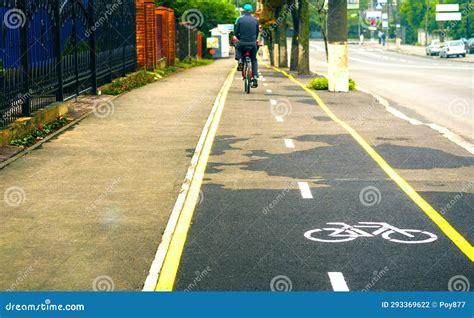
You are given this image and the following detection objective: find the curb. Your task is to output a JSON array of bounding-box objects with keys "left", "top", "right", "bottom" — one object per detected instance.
[
  {"left": 142, "top": 65, "right": 237, "bottom": 291},
  {"left": 0, "top": 94, "right": 121, "bottom": 170}
]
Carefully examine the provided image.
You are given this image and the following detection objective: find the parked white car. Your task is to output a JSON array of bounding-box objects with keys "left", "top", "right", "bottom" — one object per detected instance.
[
  {"left": 425, "top": 40, "right": 441, "bottom": 56},
  {"left": 439, "top": 40, "right": 467, "bottom": 58}
]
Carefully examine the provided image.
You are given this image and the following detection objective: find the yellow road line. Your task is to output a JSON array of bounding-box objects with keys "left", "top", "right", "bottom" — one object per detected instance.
[
  {"left": 269, "top": 65, "right": 474, "bottom": 263},
  {"left": 155, "top": 67, "right": 237, "bottom": 291}
]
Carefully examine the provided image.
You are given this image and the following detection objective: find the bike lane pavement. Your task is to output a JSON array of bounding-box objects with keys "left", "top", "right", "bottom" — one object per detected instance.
[{"left": 169, "top": 66, "right": 473, "bottom": 291}]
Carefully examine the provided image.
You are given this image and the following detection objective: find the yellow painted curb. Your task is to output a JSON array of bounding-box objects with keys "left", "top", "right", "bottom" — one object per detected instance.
[
  {"left": 268, "top": 65, "right": 474, "bottom": 263},
  {"left": 155, "top": 66, "right": 237, "bottom": 291}
]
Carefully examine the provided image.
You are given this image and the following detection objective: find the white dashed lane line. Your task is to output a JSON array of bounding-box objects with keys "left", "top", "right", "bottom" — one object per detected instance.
[
  {"left": 275, "top": 116, "right": 284, "bottom": 122},
  {"left": 270, "top": 99, "right": 277, "bottom": 106},
  {"left": 284, "top": 139, "right": 295, "bottom": 148},
  {"left": 263, "top": 83, "right": 268, "bottom": 87},
  {"left": 297, "top": 182, "right": 313, "bottom": 199},
  {"left": 328, "top": 272, "right": 350, "bottom": 292},
  {"left": 266, "top": 89, "right": 272, "bottom": 94}
]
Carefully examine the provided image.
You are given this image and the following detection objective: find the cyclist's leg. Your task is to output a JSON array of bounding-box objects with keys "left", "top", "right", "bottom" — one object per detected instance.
[
  {"left": 235, "top": 43, "right": 243, "bottom": 71},
  {"left": 250, "top": 46, "right": 259, "bottom": 87},
  {"left": 250, "top": 46, "right": 258, "bottom": 78}
]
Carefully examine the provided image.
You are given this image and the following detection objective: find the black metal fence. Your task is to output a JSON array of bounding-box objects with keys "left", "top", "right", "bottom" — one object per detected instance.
[
  {"left": 176, "top": 24, "right": 199, "bottom": 61},
  {"left": 0, "top": 0, "right": 136, "bottom": 127}
]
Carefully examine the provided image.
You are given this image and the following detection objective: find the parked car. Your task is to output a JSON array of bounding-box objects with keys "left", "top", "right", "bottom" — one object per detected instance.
[
  {"left": 439, "top": 40, "right": 466, "bottom": 58},
  {"left": 466, "top": 38, "right": 474, "bottom": 54},
  {"left": 425, "top": 40, "right": 441, "bottom": 56}
]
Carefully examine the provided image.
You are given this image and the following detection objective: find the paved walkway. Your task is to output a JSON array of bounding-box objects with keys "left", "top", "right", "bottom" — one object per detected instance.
[{"left": 0, "top": 58, "right": 235, "bottom": 291}]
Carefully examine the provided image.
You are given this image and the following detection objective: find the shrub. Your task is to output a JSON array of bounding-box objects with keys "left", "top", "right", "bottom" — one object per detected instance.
[
  {"left": 10, "top": 117, "right": 69, "bottom": 148},
  {"left": 102, "top": 70, "right": 163, "bottom": 95},
  {"left": 308, "top": 77, "right": 357, "bottom": 91}
]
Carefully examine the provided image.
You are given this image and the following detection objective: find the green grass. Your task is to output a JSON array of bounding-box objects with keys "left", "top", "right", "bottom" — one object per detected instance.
[
  {"left": 101, "top": 58, "right": 213, "bottom": 96},
  {"left": 308, "top": 77, "right": 356, "bottom": 91},
  {"left": 175, "top": 57, "right": 214, "bottom": 69},
  {"left": 10, "top": 117, "right": 70, "bottom": 148},
  {"left": 101, "top": 68, "right": 177, "bottom": 95}
]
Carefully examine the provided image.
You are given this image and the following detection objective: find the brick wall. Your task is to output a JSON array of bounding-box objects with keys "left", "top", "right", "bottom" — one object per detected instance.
[{"left": 136, "top": 2, "right": 176, "bottom": 69}]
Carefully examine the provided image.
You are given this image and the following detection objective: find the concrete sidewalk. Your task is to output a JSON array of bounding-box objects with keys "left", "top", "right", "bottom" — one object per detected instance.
[{"left": 0, "top": 58, "right": 235, "bottom": 291}]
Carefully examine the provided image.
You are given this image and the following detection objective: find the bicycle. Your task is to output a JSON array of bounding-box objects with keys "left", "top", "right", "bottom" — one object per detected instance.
[
  {"left": 304, "top": 222, "right": 438, "bottom": 244},
  {"left": 242, "top": 48, "right": 253, "bottom": 94}
]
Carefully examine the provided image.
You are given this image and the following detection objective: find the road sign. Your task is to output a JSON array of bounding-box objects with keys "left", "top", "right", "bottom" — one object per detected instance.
[
  {"left": 207, "top": 37, "right": 219, "bottom": 49},
  {"left": 436, "top": 4, "right": 459, "bottom": 12},
  {"left": 217, "top": 24, "right": 234, "bottom": 34},
  {"left": 436, "top": 13, "right": 462, "bottom": 22},
  {"left": 348, "top": 0, "right": 359, "bottom": 10},
  {"left": 436, "top": 3, "right": 461, "bottom": 21},
  {"left": 366, "top": 10, "right": 382, "bottom": 19}
]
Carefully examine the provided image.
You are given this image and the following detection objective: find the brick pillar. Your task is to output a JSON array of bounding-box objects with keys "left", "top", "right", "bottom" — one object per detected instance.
[
  {"left": 197, "top": 32, "right": 203, "bottom": 59},
  {"left": 136, "top": 0, "right": 158, "bottom": 69},
  {"left": 167, "top": 9, "right": 176, "bottom": 65},
  {"left": 155, "top": 8, "right": 167, "bottom": 62},
  {"left": 156, "top": 7, "right": 176, "bottom": 66},
  {"left": 135, "top": 0, "right": 146, "bottom": 68}
]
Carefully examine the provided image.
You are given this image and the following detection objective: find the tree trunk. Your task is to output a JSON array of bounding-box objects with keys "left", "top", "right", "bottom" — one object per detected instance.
[
  {"left": 278, "top": 5, "right": 288, "bottom": 67},
  {"left": 290, "top": 0, "right": 299, "bottom": 71},
  {"left": 297, "top": 0, "right": 310, "bottom": 75},
  {"left": 267, "top": 28, "right": 275, "bottom": 66},
  {"left": 327, "top": 0, "right": 348, "bottom": 92},
  {"left": 273, "top": 7, "right": 281, "bottom": 67}
]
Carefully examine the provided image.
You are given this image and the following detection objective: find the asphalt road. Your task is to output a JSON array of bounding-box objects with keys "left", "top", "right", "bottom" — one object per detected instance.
[
  {"left": 173, "top": 65, "right": 473, "bottom": 292},
  {"left": 309, "top": 40, "right": 474, "bottom": 144}
]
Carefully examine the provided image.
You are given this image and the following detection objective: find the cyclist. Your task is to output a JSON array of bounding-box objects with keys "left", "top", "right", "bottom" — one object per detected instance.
[{"left": 234, "top": 3, "right": 259, "bottom": 88}]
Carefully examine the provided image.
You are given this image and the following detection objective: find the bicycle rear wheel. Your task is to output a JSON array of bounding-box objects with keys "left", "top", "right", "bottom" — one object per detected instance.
[{"left": 244, "top": 60, "right": 252, "bottom": 94}]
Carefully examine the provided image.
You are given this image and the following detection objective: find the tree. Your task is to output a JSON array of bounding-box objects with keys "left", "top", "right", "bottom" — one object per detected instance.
[
  {"left": 297, "top": 0, "right": 310, "bottom": 74},
  {"left": 155, "top": 0, "right": 238, "bottom": 36},
  {"left": 289, "top": 0, "right": 299, "bottom": 71}
]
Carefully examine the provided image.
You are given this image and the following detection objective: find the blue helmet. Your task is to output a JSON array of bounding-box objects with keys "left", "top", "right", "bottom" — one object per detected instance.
[{"left": 243, "top": 4, "right": 253, "bottom": 12}]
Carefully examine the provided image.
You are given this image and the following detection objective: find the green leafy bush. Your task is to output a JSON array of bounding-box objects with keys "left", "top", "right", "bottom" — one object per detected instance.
[
  {"left": 308, "top": 77, "right": 356, "bottom": 91},
  {"left": 102, "top": 70, "right": 166, "bottom": 95},
  {"left": 10, "top": 118, "right": 69, "bottom": 148},
  {"left": 101, "top": 58, "right": 213, "bottom": 96},
  {"left": 349, "top": 78, "right": 356, "bottom": 91}
]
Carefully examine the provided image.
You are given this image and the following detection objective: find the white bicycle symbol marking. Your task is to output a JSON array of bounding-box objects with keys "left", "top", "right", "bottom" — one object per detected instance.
[{"left": 304, "top": 222, "right": 438, "bottom": 244}]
